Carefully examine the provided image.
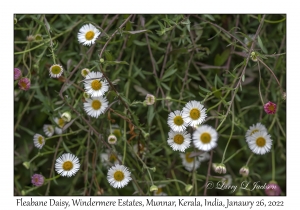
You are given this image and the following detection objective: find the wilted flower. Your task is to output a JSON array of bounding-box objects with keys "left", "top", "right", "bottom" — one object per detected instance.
[
  {"left": 18, "top": 77, "right": 31, "bottom": 91},
  {"left": 14, "top": 68, "right": 22, "bottom": 80}
]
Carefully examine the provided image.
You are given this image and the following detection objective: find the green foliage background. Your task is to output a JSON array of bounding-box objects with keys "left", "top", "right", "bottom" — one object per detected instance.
[{"left": 14, "top": 14, "right": 286, "bottom": 196}]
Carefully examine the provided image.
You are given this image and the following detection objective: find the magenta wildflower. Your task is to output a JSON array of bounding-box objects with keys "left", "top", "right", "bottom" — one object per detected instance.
[
  {"left": 264, "top": 101, "right": 277, "bottom": 114},
  {"left": 18, "top": 77, "right": 31, "bottom": 91},
  {"left": 265, "top": 182, "right": 281, "bottom": 196},
  {"left": 14, "top": 68, "right": 22, "bottom": 80},
  {"left": 31, "top": 174, "right": 44, "bottom": 187}
]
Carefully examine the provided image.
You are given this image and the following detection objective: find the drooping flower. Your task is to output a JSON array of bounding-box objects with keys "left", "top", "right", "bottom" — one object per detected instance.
[
  {"left": 100, "top": 150, "right": 122, "bottom": 167},
  {"left": 212, "top": 163, "right": 227, "bottom": 174},
  {"left": 239, "top": 166, "right": 249, "bottom": 177},
  {"left": 245, "top": 123, "right": 268, "bottom": 140},
  {"left": 43, "top": 124, "right": 54, "bottom": 137},
  {"left": 81, "top": 68, "right": 90, "bottom": 77},
  {"left": 265, "top": 181, "right": 281, "bottom": 196},
  {"left": 180, "top": 152, "right": 201, "bottom": 171}
]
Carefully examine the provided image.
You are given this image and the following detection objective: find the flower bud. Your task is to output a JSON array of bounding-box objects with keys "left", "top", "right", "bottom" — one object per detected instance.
[
  {"left": 239, "top": 166, "right": 249, "bottom": 177},
  {"left": 150, "top": 185, "right": 158, "bottom": 192},
  {"left": 212, "top": 163, "right": 226, "bottom": 174},
  {"left": 61, "top": 111, "right": 72, "bottom": 122}
]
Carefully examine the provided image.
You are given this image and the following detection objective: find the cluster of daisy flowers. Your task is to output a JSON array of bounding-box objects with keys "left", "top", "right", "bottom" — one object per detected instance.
[
  {"left": 166, "top": 100, "right": 219, "bottom": 171},
  {"left": 14, "top": 68, "right": 31, "bottom": 91},
  {"left": 245, "top": 122, "right": 273, "bottom": 155},
  {"left": 167, "top": 100, "right": 218, "bottom": 153}
]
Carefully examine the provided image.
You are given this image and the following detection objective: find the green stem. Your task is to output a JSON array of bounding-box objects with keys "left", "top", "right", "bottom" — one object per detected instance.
[
  {"left": 224, "top": 146, "right": 246, "bottom": 164},
  {"left": 45, "top": 174, "right": 60, "bottom": 182},
  {"left": 272, "top": 145, "right": 275, "bottom": 180},
  {"left": 245, "top": 153, "right": 254, "bottom": 166}
]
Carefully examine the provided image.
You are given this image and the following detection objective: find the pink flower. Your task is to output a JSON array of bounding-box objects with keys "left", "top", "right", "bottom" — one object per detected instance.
[
  {"left": 265, "top": 182, "right": 281, "bottom": 196},
  {"left": 14, "top": 68, "right": 22, "bottom": 80},
  {"left": 264, "top": 101, "right": 277, "bottom": 114},
  {"left": 18, "top": 77, "right": 31, "bottom": 91},
  {"left": 31, "top": 174, "right": 44, "bottom": 187}
]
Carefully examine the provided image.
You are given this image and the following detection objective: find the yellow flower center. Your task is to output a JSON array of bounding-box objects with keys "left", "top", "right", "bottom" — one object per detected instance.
[
  {"left": 51, "top": 65, "right": 62, "bottom": 75},
  {"left": 173, "top": 134, "right": 184, "bottom": 144},
  {"left": 256, "top": 137, "right": 266, "bottom": 147},
  {"left": 108, "top": 137, "right": 116, "bottom": 143},
  {"left": 109, "top": 154, "right": 117, "bottom": 162},
  {"left": 57, "top": 118, "right": 65, "bottom": 128},
  {"left": 85, "top": 31, "right": 95, "bottom": 40},
  {"left": 185, "top": 152, "right": 194, "bottom": 163},
  {"left": 20, "top": 81, "right": 27, "bottom": 89},
  {"left": 38, "top": 136, "right": 44, "bottom": 144},
  {"left": 268, "top": 104, "right": 275, "bottom": 111},
  {"left": 155, "top": 187, "right": 163, "bottom": 195},
  {"left": 91, "top": 80, "right": 102, "bottom": 90},
  {"left": 62, "top": 161, "right": 73, "bottom": 171},
  {"left": 91, "top": 100, "right": 101, "bottom": 110},
  {"left": 189, "top": 108, "right": 200, "bottom": 120},
  {"left": 250, "top": 129, "right": 259, "bottom": 135},
  {"left": 200, "top": 132, "right": 211, "bottom": 144},
  {"left": 113, "top": 170, "right": 125, "bottom": 181},
  {"left": 173, "top": 116, "right": 184, "bottom": 126}
]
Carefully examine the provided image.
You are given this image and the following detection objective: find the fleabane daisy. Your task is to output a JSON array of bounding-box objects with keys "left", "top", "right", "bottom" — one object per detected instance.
[
  {"left": 167, "top": 110, "right": 187, "bottom": 132},
  {"left": 167, "top": 130, "right": 191, "bottom": 152},
  {"left": 246, "top": 131, "right": 272, "bottom": 155},
  {"left": 43, "top": 124, "right": 54, "bottom": 137},
  {"left": 101, "top": 150, "right": 122, "bottom": 167},
  {"left": 180, "top": 152, "right": 201, "bottom": 171},
  {"left": 81, "top": 68, "right": 90, "bottom": 77},
  {"left": 83, "top": 96, "right": 108, "bottom": 118},
  {"left": 49, "top": 64, "right": 63, "bottom": 78},
  {"left": 55, "top": 153, "right": 80, "bottom": 177},
  {"left": 245, "top": 123, "right": 267, "bottom": 140},
  {"left": 132, "top": 143, "right": 147, "bottom": 159},
  {"left": 182, "top": 100, "right": 207, "bottom": 127},
  {"left": 78, "top": 23, "right": 101, "bottom": 46},
  {"left": 84, "top": 71, "right": 109, "bottom": 97},
  {"left": 33, "top": 134, "right": 45, "bottom": 149},
  {"left": 153, "top": 185, "right": 168, "bottom": 196},
  {"left": 107, "top": 164, "right": 132, "bottom": 189},
  {"left": 192, "top": 124, "right": 218, "bottom": 151},
  {"left": 54, "top": 117, "right": 65, "bottom": 128}
]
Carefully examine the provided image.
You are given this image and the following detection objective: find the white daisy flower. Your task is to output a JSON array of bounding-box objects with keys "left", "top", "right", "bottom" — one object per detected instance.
[
  {"left": 83, "top": 96, "right": 109, "bottom": 118},
  {"left": 167, "top": 130, "right": 191, "bottom": 152},
  {"left": 246, "top": 131, "right": 272, "bottom": 155},
  {"left": 145, "top": 94, "right": 156, "bottom": 105},
  {"left": 245, "top": 123, "right": 268, "bottom": 140},
  {"left": 180, "top": 152, "right": 201, "bottom": 171},
  {"left": 167, "top": 110, "right": 187, "bottom": 132},
  {"left": 54, "top": 117, "right": 65, "bottom": 128},
  {"left": 78, "top": 23, "right": 101, "bottom": 46},
  {"left": 101, "top": 150, "right": 122, "bottom": 167},
  {"left": 192, "top": 124, "right": 218, "bottom": 151},
  {"left": 33, "top": 134, "right": 45, "bottom": 149},
  {"left": 55, "top": 153, "right": 80, "bottom": 177},
  {"left": 49, "top": 64, "right": 64, "bottom": 78},
  {"left": 107, "top": 164, "right": 132, "bottom": 188},
  {"left": 43, "top": 124, "right": 54, "bottom": 137},
  {"left": 182, "top": 100, "right": 207, "bottom": 127},
  {"left": 84, "top": 71, "right": 109, "bottom": 97}
]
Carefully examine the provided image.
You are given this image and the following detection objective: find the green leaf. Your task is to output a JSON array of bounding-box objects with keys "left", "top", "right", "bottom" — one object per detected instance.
[
  {"left": 257, "top": 35, "right": 268, "bottom": 54},
  {"left": 104, "top": 51, "right": 114, "bottom": 61},
  {"left": 214, "top": 49, "right": 230, "bottom": 66},
  {"left": 162, "top": 65, "right": 177, "bottom": 81},
  {"left": 133, "top": 40, "right": 147, "bottom": 46},
  {"left": 212, "top": 87, "right": 222, "bottom": 99},
  {"left": 147, "top": 105, "right": 155, "bottom": 126},
  {"left": 105, "top": 61, "right": 129, "bottom": 66},
  {"left": 204, "top": 14, "right": 215, "bottom": 21},
  {"left": 123, "top": 30, "right": 152, "bottom": 35}
]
